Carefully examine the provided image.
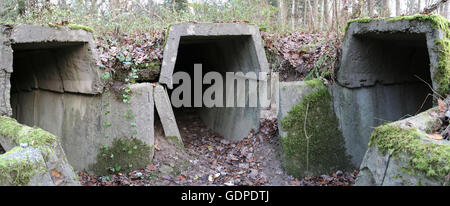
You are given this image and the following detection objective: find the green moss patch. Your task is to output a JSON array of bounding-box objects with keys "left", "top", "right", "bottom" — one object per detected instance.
[
  {"left": 66, "top": 24, "right": 94, "bottom": 33},
  {"left": 370, "top": 125, "right": 450, "bottom": 179},
  {"left": 280, "top": 81, "right": 351, "bottom": 177},
  {"left": 92, "top": 137, "right": 153, "bottom": 175},
  {"left": 0, "top": 116, "right": 57, "bottom": 150},
  {"left": 305, "top": 78, "right": 324, "bottom": 88},
  {"left": 166, "top": 136, "right": 184, "bottom": 150},
  {"left": 0, "top": 147, "right": 45, "bottom": 186}
]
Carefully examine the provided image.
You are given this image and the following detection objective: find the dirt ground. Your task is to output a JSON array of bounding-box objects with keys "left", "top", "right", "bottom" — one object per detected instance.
[{"left": 79, "top": 108, "right": 357, "bottom": 186}]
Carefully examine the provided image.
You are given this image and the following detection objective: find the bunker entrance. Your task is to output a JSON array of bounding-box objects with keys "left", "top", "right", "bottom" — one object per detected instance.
[
  {"left": 169, "top": 35, "right": 261, "bottom": 140},
  {"left": 350, "top": 32, "right": 434, "bottom": 114},
  {"left": 334, "top": 32, "right": 434, "bottom": 166},
  {"left": 9, "top": 42, "right": 90, "bottom": 136}
]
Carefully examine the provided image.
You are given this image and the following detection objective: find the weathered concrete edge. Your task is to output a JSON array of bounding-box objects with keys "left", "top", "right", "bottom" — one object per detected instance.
[
  {"left": 340, "top": 18, "right": 445, "bottom": 92},
  {"left": 4, "top": 24, "right": 105, "bottom": 94},
  {"left": 159, "top": 23, "right": 270, "bottom": 89}
]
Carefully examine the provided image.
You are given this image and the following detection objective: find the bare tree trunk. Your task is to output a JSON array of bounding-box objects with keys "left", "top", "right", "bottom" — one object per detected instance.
[
  {"left": 280, "top": 0, "right": 288, "bottom": 26},
  {"left": 333, "top": 0, "right": 339, "bottom": 33},
  {"left": 367, "top": 0, "right": 374, "bottom": 16},
  {"left": 324, "top": 0, "right": 329, "bottom": 27},
  {"left": 383, "top": 0, "right": 390, "bottom": 16},
  {"left": 396, "top": 0, "right": 401, "bottom": 16},
  {"left": 444, "top": 1, "right": 449, "bottom": 18},
  {"left": 303, "top": 0, "right": 308, "bottom": 27},
  {"left": 291, "top": 0, "right": 296, "bottom": 30},
  {"left": 312, "top": 0, "right": 318, "bottom": 29},
  {"left": 418, "top": 0, "right": 423, "bottom": 13}
]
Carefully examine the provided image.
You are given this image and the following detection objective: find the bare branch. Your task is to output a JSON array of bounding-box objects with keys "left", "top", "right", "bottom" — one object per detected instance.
[{"left": 422, "top": 0, "right": 448, "bottom": 14}]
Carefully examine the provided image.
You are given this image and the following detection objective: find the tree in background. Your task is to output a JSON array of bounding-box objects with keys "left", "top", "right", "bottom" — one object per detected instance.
[{"left": 0, "top": 0, "right": 448, "bottom": 35}]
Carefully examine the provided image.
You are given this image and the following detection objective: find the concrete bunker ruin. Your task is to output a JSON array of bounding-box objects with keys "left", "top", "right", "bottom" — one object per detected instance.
[
  {"left": 1, "top": 25, "right": 154, "bottom": 174},
  {"left": 159, "top": 23, "right": 270, "bottom": 140},
  {"left": 10, "top": 35, "right": 103, "bottom": 131},
  {"left": 332, "top": 17, "right": 449, "bottom": 166}
]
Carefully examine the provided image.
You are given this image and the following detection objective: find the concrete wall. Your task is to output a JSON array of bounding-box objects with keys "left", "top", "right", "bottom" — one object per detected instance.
[
  {"left": 0, "top": 25, "right": 154, "bottom": 172},
  {"left": 334, "top": 19, "right": 443, "bottom": 166},
  {"left": 161, "top": 23, "right": 270, "bottom": 141},
  {"left": 11, "top": 84, "right": 154, "bottom": 171}
]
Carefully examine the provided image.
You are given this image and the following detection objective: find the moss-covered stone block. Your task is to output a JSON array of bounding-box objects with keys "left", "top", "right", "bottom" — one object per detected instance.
[
  {"left": 92, "top": 137, "right": 153, "bottom": 176},
  {"left": 280, "top": 81, "right": 352, "bottom": 177},
  {"left": 0, "top": 147, "right": 52, "bottom": 186},
  {"left": 0, "top": 116, "right": 79, "bottom": 185},
  {"left": 356, "top": 109, "right": 450, "bottom": 186}
]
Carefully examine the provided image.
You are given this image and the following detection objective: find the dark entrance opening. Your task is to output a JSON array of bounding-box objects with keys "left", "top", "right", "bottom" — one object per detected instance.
[
  {"left": 10, "top": 42, "right": 87, "bottom": 135},
  {"left": 351, "top": 32, "right": 433, "bottom": 119},
  {"left": 169, "top": 35, "right": 261, "bottom": 140},
  {"left": 334, "top": 32, "right": 434, "bottom": 166}
]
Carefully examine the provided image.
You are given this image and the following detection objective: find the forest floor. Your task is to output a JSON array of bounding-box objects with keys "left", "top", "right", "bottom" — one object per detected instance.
[{"left": 78, "top": 109, "right": 358, "bottom": 186}]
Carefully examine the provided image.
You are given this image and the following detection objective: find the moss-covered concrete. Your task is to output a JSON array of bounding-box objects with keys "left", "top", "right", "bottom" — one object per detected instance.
[
  {"left": 0, "top": 147, "right": 46, "bottom": 186},
  {"left": 166, "top": 136, "right": 184, "bottom": 150},
  {"left": 66, "top": 24, "right": 94, "bottom": 33},
  {"left": 0, "top": 116, "right": 57, "bottom": 151},
  {"left": 280, "top": 80, "right": 352, "bottom": 177},
  {"left": 92, "top": 137, "right": 153, "bottom": 175},
  {"left": 0, "top": 116, "right": 80, "bottom": 185},
  {"left": 370, "top": 124, "right": 450, "bottom": 180}
]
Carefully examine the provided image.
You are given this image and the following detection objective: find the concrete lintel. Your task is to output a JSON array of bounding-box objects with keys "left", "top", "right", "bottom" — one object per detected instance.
[{"left": 159, "top": 23, "right": 269, "bottom": 89}]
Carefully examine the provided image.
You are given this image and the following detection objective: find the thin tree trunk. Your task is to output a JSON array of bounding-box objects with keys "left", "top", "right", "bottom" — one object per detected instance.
[
  {"left": 312, "top": 0, "right": 319, "bottom": 28},
  {"left": 291, "top": 0, "right": 296, "bottom": 30},
  {"left": 319, "top": 0, "right": 323, "bottom": 29},
  {"left": 324, "top": 0, "right": 329, "bottom": 27},
  {"left": 383, "top": 0, "right": 390, "bottom": 16},
  {"left": 310, "top": 0, "right": 316, "bottom": 30},
  {"left": 303, "top": 0, "right": 308, "bottom": 27},
  {"left": 444, "top": 1, "right": 449, "bottom": 18},
  {"left": 367, "top": 0, "right": 374, "bottom": 16},
  {"left": 280, "top": 0, "right": 288, "bottom": 26},
  {"left": 396, "top": 0, "right": 401, "bottom": 16},
  {"left": 418, "top": 0, "right": 423, "bottom": 13},
  {"left": 333, "top": 0, "right": 339, "bottom": 33}
]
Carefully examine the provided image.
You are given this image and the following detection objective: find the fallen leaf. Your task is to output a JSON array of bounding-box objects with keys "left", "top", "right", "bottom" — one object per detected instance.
[
  {"left": 146, "top": 164, "right": 157, "bottom": 171},
  {"left": 426, "top": 133, "right": 443, "bottom": 140},
  {"left": 51, "top": 169, "right": 64, "bottom": 178},
  {"left": 438, "top": 98, "right": 446, "bottom": 112}
]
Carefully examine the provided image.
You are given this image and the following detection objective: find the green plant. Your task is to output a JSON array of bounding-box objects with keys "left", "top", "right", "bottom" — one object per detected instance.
[
  {"left": 370, "top": 125, "right": 450, "bottom": 179},
  {"left": 92, "top": 138, "right": 152, "bottom": 176}
]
